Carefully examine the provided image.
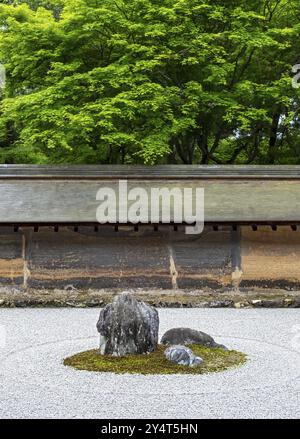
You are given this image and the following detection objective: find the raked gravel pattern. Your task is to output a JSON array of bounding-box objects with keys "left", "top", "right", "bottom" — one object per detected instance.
[{"left": 0, "top": 308, "right": 299, "bottom": 419}]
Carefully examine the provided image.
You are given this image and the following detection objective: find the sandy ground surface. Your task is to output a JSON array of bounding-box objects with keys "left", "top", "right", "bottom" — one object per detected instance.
[{"left": 0, "top": 308, "right": 299, "bottom": 419}]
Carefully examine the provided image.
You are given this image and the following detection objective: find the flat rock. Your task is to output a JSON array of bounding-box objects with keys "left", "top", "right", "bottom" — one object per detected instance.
[
  {"left": 164, "top": 345, "right": 203, "bottom": 367},
  {"left": 97, "top": 292, "right": 159, "bottom": 356},
  {"left": 161, "top": 327, "right": 227, "bottom": 350}
]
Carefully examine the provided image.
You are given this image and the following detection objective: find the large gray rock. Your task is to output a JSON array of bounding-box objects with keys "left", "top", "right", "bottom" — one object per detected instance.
[
  {"left": 97, "top": 292, "right": 159, "bottom": 356},
  {"left": 164, "top": 345, "right": 203, "bottom": 367},
  {"left": 161, "top": 327, "right": 227, "bottom": 350}
]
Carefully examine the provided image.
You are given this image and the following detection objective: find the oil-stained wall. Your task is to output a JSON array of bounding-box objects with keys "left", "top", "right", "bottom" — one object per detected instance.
[
  {"left": 0, "top": 227, "right": 24, "bottom": 285},
  {"left": 0, "top": 225, "right": 299, "bottom": 290},
  {"left": 25, "top": 226, "right": 233, "bottom": 289},
  {"left": 240, "top": 226, "right": 300, "bottom": 288}
]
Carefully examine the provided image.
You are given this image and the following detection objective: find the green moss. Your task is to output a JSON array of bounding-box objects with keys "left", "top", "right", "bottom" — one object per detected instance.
[{"left": 63, "top": 345, "right": 247, "bottom": 375}]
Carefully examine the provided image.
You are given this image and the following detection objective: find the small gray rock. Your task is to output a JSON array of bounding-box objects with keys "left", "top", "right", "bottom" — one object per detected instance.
[
  {"left": 97, "top": 292, "right": 159, "bottom": 356},
  {"left": 164, "top": 345, "right": 203, "bottom": 367},
  {"left": 161, "top": 327, "right": 227, "bottom": 350}
]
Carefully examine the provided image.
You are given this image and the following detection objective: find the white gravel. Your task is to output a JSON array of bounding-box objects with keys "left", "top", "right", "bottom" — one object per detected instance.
[{"left": 0, "top": 308, "right": 299, "bottom": 419}]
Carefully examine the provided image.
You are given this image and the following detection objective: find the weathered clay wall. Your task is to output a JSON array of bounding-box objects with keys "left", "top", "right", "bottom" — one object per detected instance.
[
  {"left": 240, "top": 226, "right": 300, "bottom": 288},
  {"left": 0, "top": 225, "right": 300, "bottom": 291}
]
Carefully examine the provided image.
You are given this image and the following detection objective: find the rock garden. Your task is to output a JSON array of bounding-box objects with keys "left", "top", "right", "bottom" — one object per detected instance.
[{"left": 64, "top": 292, "right": 247, "bottom": 375}]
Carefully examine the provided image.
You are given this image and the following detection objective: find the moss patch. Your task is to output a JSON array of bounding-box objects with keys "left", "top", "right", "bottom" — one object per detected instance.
[{"left": 63, "top": 345, "right": 247, "bottom": 375}]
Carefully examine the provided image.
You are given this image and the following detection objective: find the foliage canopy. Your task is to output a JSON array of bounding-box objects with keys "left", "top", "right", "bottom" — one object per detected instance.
[{"left": 0, "top": 0, "right": 300, "bottom": 164}]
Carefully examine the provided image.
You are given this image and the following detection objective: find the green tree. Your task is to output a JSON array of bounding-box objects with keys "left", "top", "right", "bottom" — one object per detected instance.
[{"left": 0, "top": 0, "right": 300, "bottom": 164}]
